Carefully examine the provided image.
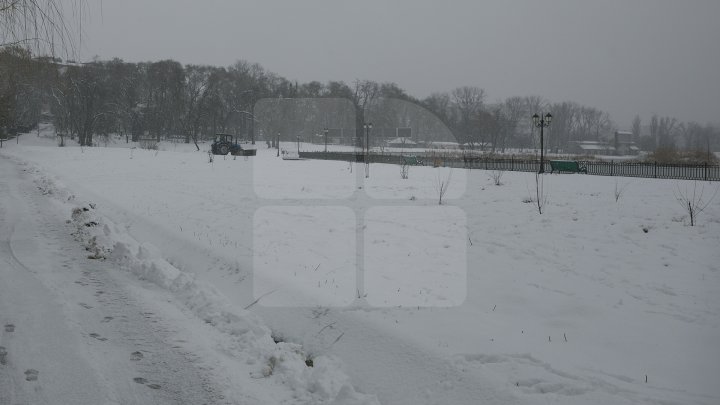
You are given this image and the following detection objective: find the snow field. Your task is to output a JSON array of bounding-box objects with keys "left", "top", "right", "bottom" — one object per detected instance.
[
  {"left": 5, "top": 151, "right": 379, "bottom": 405},
  {"left": 2, "top": 134, "right": 720, "bottom": 404}
]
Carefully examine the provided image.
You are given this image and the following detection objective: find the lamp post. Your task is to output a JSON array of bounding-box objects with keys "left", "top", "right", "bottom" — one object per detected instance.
[
  {"left": 363, "top": 122, "right": 373, "bottom": 178},
  {"left": 324, "top": 127, "right": 329, "bottom": 153},
  {"left": 532, "top": 113, "right": 552, "bottom": 174}
]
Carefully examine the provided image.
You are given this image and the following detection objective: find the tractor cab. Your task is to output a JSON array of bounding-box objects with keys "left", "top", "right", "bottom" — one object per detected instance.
[{"left": 214, "top": 134, "right": 235, "bottom": 144}]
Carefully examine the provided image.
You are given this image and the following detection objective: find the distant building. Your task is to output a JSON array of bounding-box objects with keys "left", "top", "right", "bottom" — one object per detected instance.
[
  {"left": 568, "top": 133, "right": 640, "bottom": 156},
  {"left": 385, "top": 137, "right": 418, "bottom": 148},
  {"left": 568, "top": 141, "right": 614, "bottom": 156},
  {"left": 614, "top": 130, "right": 640, "bottom": 155},
  {"left": 427, "top": 141, "right": 461, "bottom": 149}
]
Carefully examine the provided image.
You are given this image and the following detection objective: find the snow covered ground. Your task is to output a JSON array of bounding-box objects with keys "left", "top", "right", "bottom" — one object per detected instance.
[{"left": 1, "top": 131, "right": 719, "bottom": 404}]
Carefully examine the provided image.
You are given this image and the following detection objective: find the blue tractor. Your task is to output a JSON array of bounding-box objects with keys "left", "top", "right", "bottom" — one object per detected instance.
[{"left": 211, "top": 134, "right": 256, "bottom": 156}]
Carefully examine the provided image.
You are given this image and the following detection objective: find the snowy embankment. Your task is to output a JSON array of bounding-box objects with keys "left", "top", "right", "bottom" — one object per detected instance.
[
  {"left": 2, "top": 132, "right": 720, "bottom": 405},
  {"left": 2, "top": 148, "right": 378, "bottom": 404}
]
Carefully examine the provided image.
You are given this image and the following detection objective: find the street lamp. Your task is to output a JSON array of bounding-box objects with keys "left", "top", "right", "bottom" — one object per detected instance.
[
  {"left": 363, "top": 122, "right": 373, "bottom": 178},
  {"left": 532, "top": 113, "right": 552, "bottom": 173},
  {"left": 324, "top": 127, "right": 329, "bottom": 153}
]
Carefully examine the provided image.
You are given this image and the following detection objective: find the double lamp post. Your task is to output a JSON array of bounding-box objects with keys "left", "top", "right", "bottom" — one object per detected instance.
[{"left": 532, "top": 113, "right": 552, "bottom": 174}]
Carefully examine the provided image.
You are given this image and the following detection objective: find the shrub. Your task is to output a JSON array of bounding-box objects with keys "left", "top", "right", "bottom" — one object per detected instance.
[{"left": 139, "top": 139, "right": 159, "bottom": 150}]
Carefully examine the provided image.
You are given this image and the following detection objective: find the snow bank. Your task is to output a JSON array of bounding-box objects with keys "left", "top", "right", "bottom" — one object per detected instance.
[{"left": 13, "top": 156, "right": 379, "bottom": 405}]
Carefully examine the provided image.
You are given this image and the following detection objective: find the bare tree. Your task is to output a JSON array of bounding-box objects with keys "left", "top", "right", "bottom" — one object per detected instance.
[
  {"left": 533, "top": 173, "right": 548, "bottom": 214},
  {"left": 631, "top": 115, "right": 642, "bottom": 142},
  {"left": 181, "top": 64, "right": 218, "bottom": 150},
  {"left": 400, "top": 160, "right": 409, "bottom": 179},
  {"left": 145, "top": 60, "right": 185, "bottom": 141},
  {"left": 422, "top": 92, "right": 452, "bottom": 125},
  {"left": 1, "top": 0, "right": 82, "bottom": 57},
  {"left": 547, "top": 101, "right": 579, "bottom": 153},
  {"left": 491, "top": 170, "right": 504, "bottom": 186},
  {"left": 51, "top": 63, "right": 108, "bottom": 146},
  {"left": 649, "top": 114, "right": 659, "bottom": 149},
  {"left": 500, "top": 96, "right": 525, "bottom": 150},
  {"left": 353, "top": 79, "right": 380, "bottom": 148},
  {"left": 434, "top": 168, "right": 452, "bottom": 205},
  {"left": 452, "top": 86, "right": 485, "bottom": 147},
  {"left": 614, "top": 179, "right": 629, "bottom": 202},
  {"left": 473, "top": 109, "right": 496, "bottom": 151},
  {"left": 0, "top": 46, "right": 39, "bottom": 135},
  {"left": 681, "top": 123, "right": 718, "bottom": 161},
  {"left": 674, "top": 181, "right": 718, "bottom": 226},
  {"left": 658, "top": 116, "right": 678, "bottom": 149}
]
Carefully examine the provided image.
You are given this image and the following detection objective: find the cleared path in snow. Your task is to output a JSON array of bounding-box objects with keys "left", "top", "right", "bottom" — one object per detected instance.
[{"left": 0, "top": 157, "right": 226, "bottom": 405}]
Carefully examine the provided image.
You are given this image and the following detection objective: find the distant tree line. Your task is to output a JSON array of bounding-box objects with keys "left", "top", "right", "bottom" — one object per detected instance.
[
  {"left": 1, "top": 46, "right": 718, "bottom": 157},
  {"left": 630, "top": 114, "right": 718, "bottom": 162}
]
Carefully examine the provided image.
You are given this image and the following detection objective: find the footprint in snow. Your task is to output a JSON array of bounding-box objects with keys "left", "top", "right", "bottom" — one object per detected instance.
[
  {"left": 25, "top": 369, "right": 39, "bottom": 381},
  {"left": 89, "top": 333, "right": 107, "bottom": 341},
  {"left": 133, "top": 376, "right": 161, "bottom": 389},
  {"left": 4, "top": 324, "right": 14, "bottom": 332},
  {"left": 79, "top": 303, "right": 93, "bottom": 309},
  {"left": 0, "top": 346, "right": 7, "bottom": 365},
  {"left": 130, "top": 351, "right": 144, "bottom": 361},
  {"left": 101, "top": 316, "right": 114, "bottom": 323}
]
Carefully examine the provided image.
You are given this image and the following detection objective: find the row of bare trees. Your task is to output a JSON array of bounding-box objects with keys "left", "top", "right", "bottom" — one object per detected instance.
[
  {"left": 2, "top": 1, "right": 718, "bottom": 156},
  {"left": 2, "top": 47, "right": 718, "bottom": 155},
  {"left": 0, "top": 51, "right": 293, "bottom": 146},
  {"left": 631, "top": 114, "right": 717, "bottom": 159},
  {"left": 418, "top": 89, "right": 624, "bottom": 153}
]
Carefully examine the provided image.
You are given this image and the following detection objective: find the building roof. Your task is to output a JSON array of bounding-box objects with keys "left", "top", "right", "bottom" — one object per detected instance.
[
  {"left": 385, "top": 137, "right": 417, "bottom": 145},
  {"left": 572, "top": 141, "right": 613, "bottom": 151},
  {"left": 428, "top": 141, "right": 459, "bottom": 146},
  {"left": 578, "top": 144, "right": 611, "bottom": 151}
]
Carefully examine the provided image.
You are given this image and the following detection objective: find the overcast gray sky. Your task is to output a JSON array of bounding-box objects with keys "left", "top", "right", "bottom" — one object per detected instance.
[{"left": 77, "top": 0, "right": 720, "bottom": 128}]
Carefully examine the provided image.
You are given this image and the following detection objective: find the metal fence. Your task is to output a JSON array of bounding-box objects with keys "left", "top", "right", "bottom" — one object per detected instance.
[
  {"left": 583, "top": 160, "right": 718, "bottom": 180},
  {"left": 298, "top": 152, "right": 720, "bottom": 181}
]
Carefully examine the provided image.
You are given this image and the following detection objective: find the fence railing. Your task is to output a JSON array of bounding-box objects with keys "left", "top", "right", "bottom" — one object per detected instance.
[
  {"left": 582, "top": 160, "right": 719, "bottom": 180},
  {"left": 298, "top": 151, "right": 720, "bottom": 181}
]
